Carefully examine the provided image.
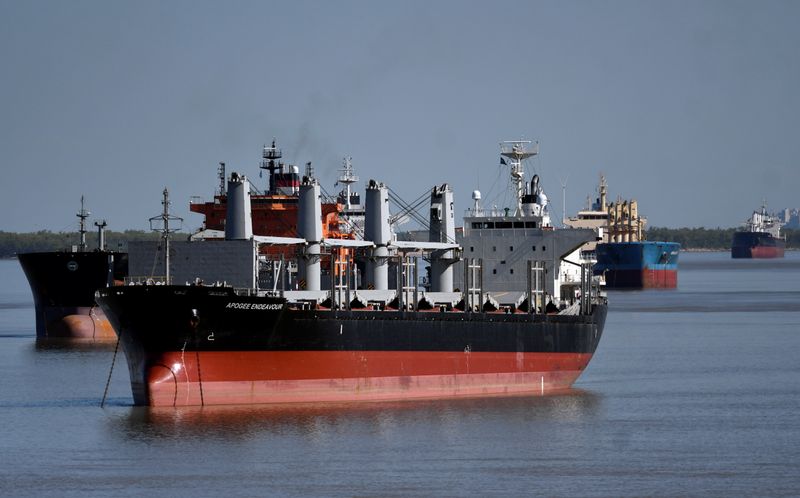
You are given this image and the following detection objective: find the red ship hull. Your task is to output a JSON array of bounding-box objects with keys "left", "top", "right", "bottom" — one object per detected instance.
[
  {"left": 747, "top": 246, "right": 785, "bottom": 259},
  {"left": 38, "top": 305, "right": 116, "bottom": 340},
  {"left": 18, "top": 251, "right": 127, "bottom": 341},
  {"left": 97, "top": 285, "right": 607, "bottom": 407},
  {"left": 731, "top": 231, "right": 785, "bottom": 259},
  {"left": 603, "top": 269, "right": 678, "bottom": 289},
  {"left": 139, "top": 351, "right": 595, "bottom": 407}
]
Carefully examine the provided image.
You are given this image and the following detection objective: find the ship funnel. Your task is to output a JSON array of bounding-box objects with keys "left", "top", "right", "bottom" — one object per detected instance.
[
  {"left": 429, "top": 183, "right": 456, "bottom": 292},
  {"left": 365, "top": 179, "right": 391, "bottom": 290},
  {"left": 298, "top": 177, "right": 322, "bottom": 291},
  {"left": 94, "top": 220, "right": 108, "bottom": 251},
  {"left": 225, "top": 172, "right": 253, "bottom": 240}
]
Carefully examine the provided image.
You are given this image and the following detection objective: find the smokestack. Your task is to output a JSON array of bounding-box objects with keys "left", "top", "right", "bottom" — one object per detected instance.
[
  {"left": 94, "top": 220, "right": 107, "bottom": 251},
  {"left": 298, "top": 176, "right": 322, "bottom": 291},
  {"left": 365, "top": 179, "right": 391, "bottom": 290},
  {"left": 429, "top": 183, "right": 456, "bottom": 292},
  {"left": 225, "top": 172, "right": 253, "bottom": 240}
]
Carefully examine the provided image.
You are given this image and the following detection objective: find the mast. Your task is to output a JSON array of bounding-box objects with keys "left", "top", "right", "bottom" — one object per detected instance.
[
  {"left": 500, "top": 140, "right": 539, "bottom": 216},
  {"left": 149, "top": 188, "right": 183, "bottom": 284},
  {"left": 559, "top": 176, "right": 568, "bottom": 225},
  {"left": 599, "top": 174, "right": 608, "bottom": 212},
  {"left": 217, "top": 162, "right": 226, "bottom": 196},
  {"left": 259, "top": 139, "right": 283, "bottom": 194},
  {"left": 76, "top": 196, "right": 90, "bottom": 252},
  {"left": 337, "top": 157, "right": 359, "bottom": 210}
]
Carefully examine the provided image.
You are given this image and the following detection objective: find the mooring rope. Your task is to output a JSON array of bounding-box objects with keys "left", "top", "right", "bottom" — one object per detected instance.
[
  {"left": 90, "top": 305, "right": 98, "bottom": 340},
  {"left": 195, "top": 349, "right": 205, "bottom": 406},
  {"left": 100, "top": 332, "right": 121, "bottom": 408}
]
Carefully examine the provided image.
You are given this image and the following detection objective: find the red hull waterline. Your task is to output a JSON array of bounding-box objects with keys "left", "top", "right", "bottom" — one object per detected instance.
[
  {"left": 137, "top": 351, "right": 595, "bottom": 407},
  {"left": 40, "top": 306, "right": 117, "bottom": 341},
  {"left": 749, "top": 246, "right": 785, "bottom": 259},
  {"left": 604, "top": 269, "right": 677, "bottom": 289}
]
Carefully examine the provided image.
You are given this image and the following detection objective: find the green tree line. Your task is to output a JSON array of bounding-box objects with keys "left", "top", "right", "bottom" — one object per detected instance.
[
  {"left": 0, "top": 230, "right": 166, "bottom": 258},
  {"left": 2, "top": 227, "right": 797, "bottom": 258},
  {"left": 646, "top": 227, "right": 799, "bottom": 250}
]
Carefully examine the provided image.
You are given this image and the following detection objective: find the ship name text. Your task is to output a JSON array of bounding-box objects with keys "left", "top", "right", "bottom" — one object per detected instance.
[{"left": 225, "top": 302, "right": 283, "bottom": 311}]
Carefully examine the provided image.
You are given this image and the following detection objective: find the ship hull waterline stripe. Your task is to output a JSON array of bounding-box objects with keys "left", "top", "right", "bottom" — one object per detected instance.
[{"left": 135, "top": 350, "right": 594, "bottom": 407}]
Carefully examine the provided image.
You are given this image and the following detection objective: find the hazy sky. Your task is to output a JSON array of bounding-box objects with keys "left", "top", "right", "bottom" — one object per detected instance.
[{"left": 2, "top": 0, "right": 798, "bottom": 233}]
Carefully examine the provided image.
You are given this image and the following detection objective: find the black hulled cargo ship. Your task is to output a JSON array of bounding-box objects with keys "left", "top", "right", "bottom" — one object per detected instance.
[
  {"left": 731, "top": 204, "right": 785, "bottom": 258},
  {"left": 97, "top": 140, "right": 608, "bottom": 407},
  {"left": 97, "top": 284, "right": 606, "bottom": 406},
  {"left": 18, "top": 199, "right": 127, "bottom": 341}
]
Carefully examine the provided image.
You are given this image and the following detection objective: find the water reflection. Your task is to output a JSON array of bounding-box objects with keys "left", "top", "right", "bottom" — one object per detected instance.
[
  {"left": 0, "top": 301, "right": 34, "bottom": 310},
  {"left": 679, "top": 253, "right": 800, "bottom": 271},
  {"left": 609, "top": 290, "right": 800, "bottom": 313},
  {"left": 109, "top": 390, "right": 602, "bottom": 443},
  {"left": 34, "top": 337, "right": 118, "bottom": 352}
]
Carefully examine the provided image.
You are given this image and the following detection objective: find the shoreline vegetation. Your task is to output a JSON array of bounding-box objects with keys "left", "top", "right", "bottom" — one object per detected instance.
[
  {"left": 1, "top": 227, "right": 797, "bottom": 259},
  {"left": 0, "top": 230, "right": 164, "bottom": 259}
]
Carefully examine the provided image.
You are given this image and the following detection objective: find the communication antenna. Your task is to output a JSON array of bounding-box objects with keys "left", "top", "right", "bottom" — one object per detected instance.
[
  {"left": 149, "top": 188, "right": 183, "bottom": 284},
  {"left": 558, "top": 175, "right": 569, "bottom": 226}
]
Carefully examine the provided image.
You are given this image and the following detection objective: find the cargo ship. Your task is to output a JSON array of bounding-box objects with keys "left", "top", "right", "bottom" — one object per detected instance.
[
  {"left": 18, "top": 199, "right": 127, "bottom": 340},
  {"left": 576, "top": 177, "right": 679, "bottom": 288},
  {"left": 97, "top": 140, "right": 608, "bottom": 407},
  {"left": 595, "top": 241, "right": 679, "bottom": 288},
  {"left": 563, "top": 174, "right": 611, "bottom": 262},
  {"left": 731, "top": 204, "right": 785, "bottom": 258}
]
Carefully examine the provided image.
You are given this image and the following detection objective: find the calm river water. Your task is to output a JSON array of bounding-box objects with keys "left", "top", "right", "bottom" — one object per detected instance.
[{"left": 0, "top": 253, "right": 798, "bottom": 497}]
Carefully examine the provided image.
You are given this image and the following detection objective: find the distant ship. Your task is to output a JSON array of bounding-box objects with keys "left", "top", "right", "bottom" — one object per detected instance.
[
  {"left": 17, "top": 199, "right": 127, "bottom": 341},
  {"left": 566, "top": 176, "right": 679, "bottom": 289},
  {"left": 96, "top": 139, "right": 608, "bottom": 407},
  {"left": 731, "top": 204, "right": 785, "bottom": 259},
  {"left": 563, "top": 174, "right": 611, "bottom": 262}
]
